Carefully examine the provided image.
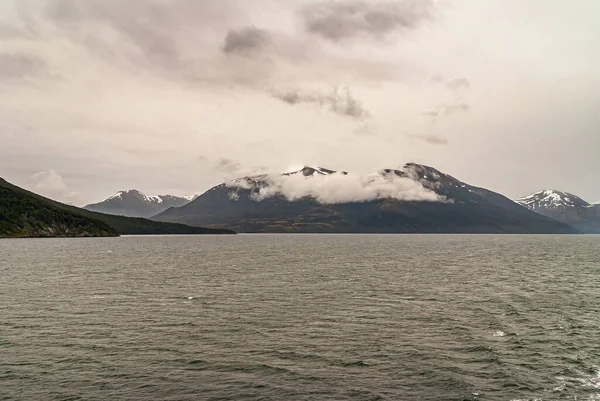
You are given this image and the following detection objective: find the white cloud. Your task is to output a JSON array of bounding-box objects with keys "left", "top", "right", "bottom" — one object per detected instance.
[
  {"left": 230, "top": 172, "right": 445, "bottom": 204},
  {"left": 30, "top": 170, "right": 79, "bottom": 204}
]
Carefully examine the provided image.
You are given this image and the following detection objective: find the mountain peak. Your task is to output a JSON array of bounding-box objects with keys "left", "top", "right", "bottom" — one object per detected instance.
[
  {"left": 516, "top": 190, "right": 590, "bottom": 210},
  {"left": 107, "top": 189, "right": 162, "bottom": 204},
  {"left": 284, "top": 166, "right": 348, "bottom": 177},
  {"left": 85, "top": 190, "right": 194, "bottom": 218}
]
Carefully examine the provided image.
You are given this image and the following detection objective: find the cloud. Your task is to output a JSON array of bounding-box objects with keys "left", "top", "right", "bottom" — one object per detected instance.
[
  {"left": 3, "top": 0, "right": 599, "bottom": 205},
  {"left": 446, "top": 78, "right": 470, "bottom": 90},
  {"left": 229, "top": 170, "right": 444, "bottom": 204},
  {"left": 12, "top": 0, "right": 413, "bottom": 89},
  {"left": 443, "top": 103, "right": 470, "bottom": 114},
  {"left": 410, "top": 134, "right": 448, "bottom": 145},
  {"left": 222, "top": 27, "right": 272, "bottom": 56},
  {"left": 300, "top": 0, "right": 433, "bottom": 42},
  {"left": 272, "top": 87, "right": 370, "bottom": 120},
  {"left": 213, "top": 158, "right": 267, "bottom": 179},
  {"left": 430, "top": 75, "right": 470, "bottom": 91},
  {"left": 44, "top": 0, "right": 246, "bottom": 76},
  {"left": 0, "top": 53, "right": 48, "bottom": 80},
  {"left": 30, "top": 170, "right": 79, "bottom": 203},
  {"left": 422, "top": 102, "right": 470, "bottom": 118}
]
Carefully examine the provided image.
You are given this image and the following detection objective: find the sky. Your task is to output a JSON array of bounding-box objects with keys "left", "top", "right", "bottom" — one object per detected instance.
[{"left": 1, "top": 0, "right": 599, "bottom": 206}]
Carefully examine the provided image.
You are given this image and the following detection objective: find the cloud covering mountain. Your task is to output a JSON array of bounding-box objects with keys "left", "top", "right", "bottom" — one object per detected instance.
[{"left": 229, "top": 168, "right": 444, "bottom": 204}]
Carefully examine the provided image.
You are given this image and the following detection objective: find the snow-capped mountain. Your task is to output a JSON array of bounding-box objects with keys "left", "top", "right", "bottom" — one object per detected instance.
[
  {"left": 153, "top": 163, "right": 575, "bottom": 234},
  {"left": 85, "top": 190, "right": 194, "bottom": 218},
  {"left": 284, "top": 166, "right": 347, "bottom": 177},
  {"left": 516, "top": 190, "right": 600, "bottom": 233},
  {"left": 516, "top": 190, "right": 590, "bottom": 211}
]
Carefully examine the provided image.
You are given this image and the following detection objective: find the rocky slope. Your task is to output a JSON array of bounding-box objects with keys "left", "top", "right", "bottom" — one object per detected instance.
[{"left": 154, "top": 163, "right": 576, "bottom": 234}]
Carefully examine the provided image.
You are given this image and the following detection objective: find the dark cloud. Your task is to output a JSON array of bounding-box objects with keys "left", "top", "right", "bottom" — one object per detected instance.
[
  {"left": 0, "top": 53, "right": 48, "bottom": 80},
  {"left": 410, "top": 134, "right": 448, "bottom": 145},
  {"left": 223, "top": 27, "right": 271, "bottom": 56},
  {"left": 272, "top": 87, "right": 370, "bottom": 120},
  {"left": 300, "top": 0, "right": 433, "bottom": 42}
]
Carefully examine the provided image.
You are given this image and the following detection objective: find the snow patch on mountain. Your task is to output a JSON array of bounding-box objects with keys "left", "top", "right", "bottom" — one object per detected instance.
[
  {"left": 108, "top": 191, "right": 125, "bottom": 200},
  {"left": 516, "top": 190, "right": 590, "bottom": 210},
  {"left": 103, "top": 190, "right": 195, "bottom": 205}
]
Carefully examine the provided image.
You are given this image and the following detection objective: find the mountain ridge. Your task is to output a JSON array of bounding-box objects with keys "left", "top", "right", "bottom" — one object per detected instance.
[{"left": 154, "top": 163, "right": 577, "bottom": 234}]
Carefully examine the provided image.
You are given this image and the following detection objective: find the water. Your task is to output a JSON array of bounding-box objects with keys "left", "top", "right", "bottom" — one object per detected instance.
[{"left": 1, "top": 235, "right": 599, "bottom": 401}]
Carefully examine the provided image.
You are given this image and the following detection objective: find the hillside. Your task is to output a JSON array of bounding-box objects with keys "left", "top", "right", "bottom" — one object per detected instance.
[
  {"left": 154, "top": 164, "right": 576, "bottom": 234},
  {"left": 0, "top": 177, "right": 117, "bottom": 238},
  {"left": 0, "top": 177, "right": 235, "bottom": 237}
]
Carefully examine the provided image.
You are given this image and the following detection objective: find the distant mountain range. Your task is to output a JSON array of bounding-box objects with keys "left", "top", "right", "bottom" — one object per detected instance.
[
  {"left": 516, "top": 190, "right": 600, "bottom": 234},
  {"left": 0, "top": 178, "right": 234, "bottom": 238},
  {"left": 153, "top": 163, "right": 576, "bottom": 234},
  {"left": 84, "top": 190, "right": 195, "bottom": 218}
]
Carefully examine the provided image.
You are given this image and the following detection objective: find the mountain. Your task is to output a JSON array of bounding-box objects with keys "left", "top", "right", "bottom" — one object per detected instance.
[
  {"left": 153, "top": 163, "right": 576, "bottom": 234},
  {"left": 516, "top": 190, "right": 600, "bottom": 234},
  {"left": 516, "top": 190, "right": 590, "bottom": 211},
  {"left": 0, "top": 177, "right": 234, "bottom": 237},
  {"left": 84, "top": 190, "right": 193, "bottom": 218}
]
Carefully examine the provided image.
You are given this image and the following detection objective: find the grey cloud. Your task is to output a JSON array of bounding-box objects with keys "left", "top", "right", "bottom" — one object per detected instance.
[
  {"left": 215, "top": 158, "right": 243, "bottom": 174},
  {"left": 422, "top": 110, "right": 440, "bottom": 117},
  {"left": 47, "top": 0, "right": 182, "bottom": 69},
  {"left": 40, "top": 1, "right": 295, "bottom": 87},
  {"left": 410, "top": 134, "right": 448, "bottom": 145},
  {"left": 0, "top": 23, "right": 22, "bottom": 39},
  {"left": 443, "top": 103, "right": 470, "bottom": 114},
  {"left": 300, "top": 0, "right": 433, "bottom": 42},
  {"left": 223, "top": 27, "right": 271, "bottom": 56},
  {"left": 214, "top": 158, "right": 267, "bottom": 179},
  {"left": 430, "top": 75, "right": 470, "bottom": 91},
  {"left": 422, "top": 103, "right": 470, "bottom": 118},
  {"left": 446, "top": 78, "right": 470, "bottom": 90},
  {"left": 0, "top": 53, "right": 48, "bottom": 80},
  {"left": 45, "top": 0, "right": 247, "bottom": 74},
  {"left": 30, "top": 0, "right": 411, "bottom": 88},
  {"left": 272, "top": 87, "right": 370, "bottom": 120}
]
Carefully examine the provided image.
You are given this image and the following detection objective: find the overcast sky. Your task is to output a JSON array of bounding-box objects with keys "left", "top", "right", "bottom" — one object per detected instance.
[{"left": 1, "top": 0, "right": 599, "bottom": 205}]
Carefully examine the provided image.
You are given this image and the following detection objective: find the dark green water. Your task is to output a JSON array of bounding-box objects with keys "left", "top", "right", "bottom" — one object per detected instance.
[{"left": 1, "top": 235, "right": 599, "bottom": 401}]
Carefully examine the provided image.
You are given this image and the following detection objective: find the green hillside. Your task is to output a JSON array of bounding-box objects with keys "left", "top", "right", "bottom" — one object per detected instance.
[{"left": 0, "top": 177, "right": 235, "bottom": 237}]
